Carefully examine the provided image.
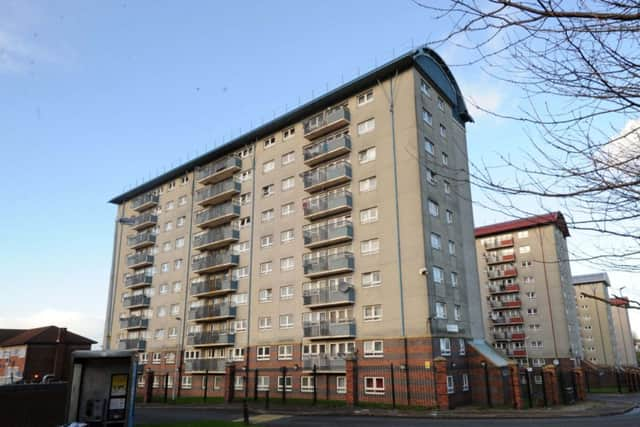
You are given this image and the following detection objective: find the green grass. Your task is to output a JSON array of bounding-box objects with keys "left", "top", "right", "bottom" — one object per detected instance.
[{"left": 136, "top": 421, "right": 251, "bottom": 427}]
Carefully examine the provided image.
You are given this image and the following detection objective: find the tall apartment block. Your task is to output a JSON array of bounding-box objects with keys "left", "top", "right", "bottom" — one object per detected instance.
[
  {"left": 475, "top": 213, "right": 582, "bottom": 368},
  {"left": 573, "top": 273, "right": 619, "bottom": 366},
  {"left": 610, "top": 296, "right": 637, "bottom": 367},
  {"left": 104, "top": 46, "right": 488, "bottom": 400}
]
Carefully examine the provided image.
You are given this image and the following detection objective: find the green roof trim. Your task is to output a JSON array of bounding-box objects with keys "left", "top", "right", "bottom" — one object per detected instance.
[{"left": 109, "top": 45, "right": 471, "bottom": 204}]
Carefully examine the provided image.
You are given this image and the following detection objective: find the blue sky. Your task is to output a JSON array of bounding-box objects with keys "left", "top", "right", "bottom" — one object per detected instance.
[{"left": 0, "top": 1, "right": 637, "bottom": 343}]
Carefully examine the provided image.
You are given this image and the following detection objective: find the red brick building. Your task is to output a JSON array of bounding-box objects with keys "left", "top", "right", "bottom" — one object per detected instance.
[{"left": 0, "top": 326, "right": 95, "bottom": 384}]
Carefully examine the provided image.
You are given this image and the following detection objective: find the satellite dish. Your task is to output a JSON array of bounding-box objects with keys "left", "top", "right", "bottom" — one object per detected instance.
[{"left": 338, "top": 282, "right": 351, "bottom": 293}]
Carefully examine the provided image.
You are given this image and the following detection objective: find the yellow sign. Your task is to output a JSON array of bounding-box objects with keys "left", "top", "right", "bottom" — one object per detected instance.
[
  {"left": 424, "top": 361, "right": 431, "bottom": 369},
  {"left": 110, "top": 374, "right": 128, "bottom": 397}
]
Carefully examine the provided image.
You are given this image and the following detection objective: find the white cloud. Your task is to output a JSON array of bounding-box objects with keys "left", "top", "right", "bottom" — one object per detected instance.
[{"left": 462, "top": 83, "right": 504, "bottom": 119}]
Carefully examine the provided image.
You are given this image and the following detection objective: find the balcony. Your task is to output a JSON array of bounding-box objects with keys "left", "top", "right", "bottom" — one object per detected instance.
[
  {"left": 491, "top": 316, "right": 524, "bottom": 325},
  {"left": 303, "top": 220, "right": 353, "bottom": 249},
  {"left": 303, "top": 190, "right": 352, "bottom": 220},
  {"left": 197, "top": 157, "right": 242, "bottom": 185},
  {"left": 127, "top": 231, "right": 156, "bottom": 249},
  {"left": 507, "top": 349, "right": 527, "bottom": 357},
  {"left": 302, "top": 161, "right": 351, "bottom": 193},
  {"left": 303, "top": 281, "right": 355, "bottom": 308},
  {"left": 195, "top": 179, "right": 241, "bottom": 207},
  {"left": 489, "top": 299, "right": 522, "bottom": 310},
  {"left": 193, "top": 226, "right": 239, "bottom": 251},
  {"left": 302, "top": 355, "right": 347, "bottom": 372},
  {"left": 118, "top": 339, "right": 146, "bottom": 351},
  {"left": 119, "top": 317, "right": 149, "bottom": 330},
  {"left": 303, "top": 134, "right": 351, "bottom": 166},
  {"left": 303, "top": 320, "right": 356, "bottom": 340},
  {"left": 127, "top": 253, "right": 154, "bottom": 269},
  {"left": 130, "top": 213, "right": 158, "bottom": 231},
  {"left": 488, "top": 283, "right": 520, "bottom": 294},
  {"left": 123, "top": 294, "right": 151, "bottom": 308},
  {"left": 184, "top": 358, "right": 227, "bottom": 373},
  {"left": 189, "top": 304, "right": 236, "bottom": 322},
  {"left": 485, "top": 253, "right": 516, "bottom": 265},
  {"left": 493, "top": 332, "right": 526, "bottom": 341},
  {"left": 303, "top": 106, "right": 350, "bottom": 140},
  {"left": 303, "top": 252, "right": 354, "bottom": 278},
  {"left": 487, "top": 268, "right": 518, "bottom": 280},
  {"left": 195, "top": 201, "right": 240, "bottom": 229},
  {"left": 483, "top": 238, "right": 514, "bottom": 250},
  {"left": 191, "top": 276, "right": 238, "bottom": 298},
  {"left": 125, "top": 272, "right": 153, "bottom": 289},
  {"left": 131, "top": 193, "right": 159, "bottom": 212},
  {"left": 192, "top": 251, "right": 239, "bottom": 274},
  {"left": 187, "top": 332, "right": 235, "bottom": 347}
]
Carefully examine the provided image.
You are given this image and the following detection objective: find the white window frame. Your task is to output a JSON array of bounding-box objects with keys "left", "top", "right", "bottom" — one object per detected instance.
[
  {"left": 364, "top": 377, "right": 384, "bottom": 395},
  {"left": 363, "top": 340, "right": 384, "bottom": 358}
]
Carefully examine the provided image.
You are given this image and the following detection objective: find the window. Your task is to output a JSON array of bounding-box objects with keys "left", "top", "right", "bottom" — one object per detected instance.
[
  {"left": 360, "top": 207, "right": 378, "bottom": 224},
  {"left": 233, "top": 267, "right": 249, "bottom": 279},
  {"left": 422, "top": 109, "right": 433, "bottom": 126},
  {"left": 259, "top": 288, "right": 273, "bottom": 303},
  {"left": 232, "top": 293, "right": 248, "bottom": 305},
  {"left": 277, "top": 376, "right": 293, "bottom": 391},
  {"left": 454, "top": 305, "right": 462, "bottom": 321},
  {"left": 462, "top": 373, "right": 469, "bottom": 391},
  {"left": 281, "top": 176, "right": 295, "bottom": 191},
  {"left": 163, "top": 242, "right": 172, "bottom": 252},
  {"left": 181, "top": 376, "right": 192, "bottom": 389},
  {"left": 364, "top": 377, "right": 384, "bottom": 395},
  {"left": 445, "top": 210, "right": 454, "bottom": 224},
  {"left": 166, "top": 352, "right": 176, "bottom": 364},
  {"left": 530, "top": 341, "right": 544, "bottom": 349},
  {"left": 364, "top": 340, "right": 384, "bottom": 358},
  {"left": 157, "top": 306, "right": 167, "bottom": 317},
  {"left": 280, "top": 257, "right": 295, "bottom": 271},
  {"left": 357, "top": 118, "right": 375, "bottom": 135},
  {"left": 234, "top": 376, "right": 244, "bottom": 391},
  {"left": 280, "top": 314, "right": 294, "bottom": 329},
  {"left": 524, "top": 276, "right": 535, "bottom": 284},
  {"left": 361, "top": 238, "right": 380, "bottom": 255},
  {"left": 432, "top": 266, "right": 444, "bottom": 285},
  {"left": 260, "top": 261, "right": 272, "bottom": 275},
  {"left": 450, "top": 272, "right": 458, "bottom": 287},
  {"left": 362, "top": 271, "right": 381, "bottom": 288},
  {"left": 261, "top": 235, "right": 273, "bottom": 248},
  {"left": 430, "top": 233, "right": 442, "bottom": 250},
  {"left": 427, "top": 169, "right": 437, "bottom": 184},
  {"left": 166, "top": 201, "right": 175, "bottom": 210},
  {"left": 257, "top": 346, "right": 270, "bottom": 361},
  {"left": 174, "top": 259, "right": 183, "bottom": 270},
  {"left": 440, "top": 338, "right": 451, "bottom": 356},
  {"left": 168, "top": 327, "right": 177, "bottom": 338},
  {"left": 280, "top": 229, "right": 294, "bottom": 244},
  {"left": 152, "top": 352, "right": 162, "bottom": 364},
  {"left": 170, "top": 304, "right": 180, "bottom": 316},
  {"left": 526, "top": 291, "right": 536, "bottom": 300},
  {"left": 177, "top": 216, "right": 186, "bottom": 227},
  {"left": 358, "top": 147, "right": 376, "bottom": 164},
  {"left": 178, "top": 195, "right": 187, "bottom": 205},
  {"left": 154, "top": 329, "right": 165, "bottom": 340},
  {"left": 446, "top": 376, "right": 455, "bottom": 394},
  {"left": 439, "top": 124, "right": 446, "bottom": 138},
  {"left": 239, "top": 170, "right": 253, "bottom": 182},
  {"left": 263, "top": 160, "right": 275, "bottom": 173},
  {"left": 301, "top": 376, "right": 315, "bottom": 392},
  {"left": 528, "top": 324, "right": 541, "bottom": 331},
  {"left": 363, "top": 304, "right": 382, "bottom": 321},
  {"left": 441, "top": 152, "right": 449, "bottom": 166},
  {"left": 233, "top": 319, "right": 247, "bottom": 332},
  {"left": 258, "top": 316, "right": 272, "bottom": 329},
  {"left": 517, "top": 230, "right": 529, "bottom": 238},
  {"left": 357, "top": 89, "right": 374, "bottom": 106},
  {"left": 420, "top": 79, "right": 431, "bottom": 97},
  {"left": 281, "top": 202, "right": 295, "bottom": 216},
  {"left": 527, "top": 308, "right": 538, "bottom": 316},
  {"left": 359, "top": 176, "right": 377, "bottom": 192},
  {"left": 233, "top": 241, "right": 250, "bottom": 253},
  {"left": 448, "top": 240, "right": 456, "bottom": 255},
  {"left": 424, "top": 137, "right": 435, "bottom": 155},
  {"left": 281, "top": 151, "right": 295, "bottom": 165},
  {"left": 458, "top": 338, "right": 466, "bottom": 355},
  {"left": 436, "top": 302, "right": 447, "bottom": 319},
  {"left": 443, "top": 180, "right": 451, "bottom": 194},
  {"left": 336, "top": 376, "right": 346, "bottom": 394},
  {"left": 261, "top": 209, "right": 274, "bottom": 222},
  {"left": 428, "top": 200, "right": 439, "bottom": 217},
  {"left": 283, "top": 127, "right": 295, "bottom": 140},
  {"left": 438, "top": 97, "right": 445, "bottom": 111},
  {"left": 280, "top": 285, "right": 294, "bottom": 300},
  {"left": 278, "top": 344, "right": 293, "bottom": 360},
  {"left": 229, "top": 347, "right": 245, "bottom": 361},
  {"left": 262, "top": 184, "right": 274, "bottom": 198},
  {"left": 264, "top": 136, "right": 276, "bottom": 149},
  {"left": 521, "top": 260, "right": 532, "bottom": 268},
  {"left": 519, "top": 245, "right": 531, "bottom": 254},
  {"left": 159, "top": 283, "right": 169, "bottom": 294},
  {"left": 532, "top": 358, "right": 545, "bottom": 368},
  {"left": 240, "top": 192, "right": 251, "bottom": 206},
  {"left": 239, "top": 216, "right": 251, "bottom": 228}
]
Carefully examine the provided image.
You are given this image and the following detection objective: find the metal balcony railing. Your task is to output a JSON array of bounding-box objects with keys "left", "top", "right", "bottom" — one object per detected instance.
[
  {"left": 123, "top": 294, "right": 151, "bottom": 308},
  {"left": 303, "top": 320, "right": 355, "bottom": 339},
  {"left": 187, "top": 332, "right": 235, "bottom": 347},
  {"left": 190, "top": 276, "right": 238, "bottom": 297},
  {"left": 303, "top": 283, "right": 355, "bottom": 308},
  {"left": 302, "top": 161, "right": 351, "bottom": 192},
  {"left": 125, "top": 273, "right": 153, "bottom": 288},
  {"left": 189, "top": 304, "right": 236, "bottom": 321},
  {"left": 303, "top": 189, "right": 352, "bottom": 220},
  {"left": 487, "top": 268, "right": 518, "bottom": 279},
  {"left": 119, "top": 317, "right": 149, "bottom": 329},
  {"left": 193, "top": 226, "right": 239, "bottom": 251},
  {"left": 184, "top": 358, "right": 227, "bottom": 372},
  {"left": 302, "top": 355, "right": 347, "bottom": 372},
  {"left": 195, "top": 201, "right": 240, "bottom": 228},
  {"left": 130, "top": 213, "right": 158, "bottom": 231},
  {"left": 303, "top": 252, "right": 354, "bottom": 278},
  {"left": 127, "top": 253, "right": 154, "bottom": 268},
  {"left": 483, "top": 238, "right": 514, "bottom": 250},
  {"left": 195, "top": 178, "right": 241, "bottom": 206},
  {"left": 303, "top": 106, "right": 350, "bottom": 139},
  {"left": 488, "top": 283, "right": 520, "bottom": 294},
  {"left": 303, "top": 134, "right": 351, "bottom": 166},
  {"left": 192, "top": 251, "right": 239, "bottom": 274},
  {"left": 303, "top": 220, "right": 353, "bottom": 248},
  {"left": 127, "top": 231, "right": 156, "bottom": 249},
  {"left": 485, "top": 253, "right": 516, "bottom": 265},
  {"left": 118, "top": 339, "right": 146, "bottom": 351},
  {"left": 131, "top": 193, "right": 159, "bottom": 212},
  {"left": 196, "top": 157, "right": 242, "bottom": 185}
]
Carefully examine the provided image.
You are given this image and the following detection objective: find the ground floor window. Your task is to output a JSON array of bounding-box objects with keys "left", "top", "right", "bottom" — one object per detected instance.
[{"left": 364, "top": 377, "right": 384, "bottom": 395}]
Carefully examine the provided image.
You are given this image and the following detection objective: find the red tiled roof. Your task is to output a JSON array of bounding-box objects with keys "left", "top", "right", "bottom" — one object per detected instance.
[
  {"left": 0, "top": 326, "right": 96, "bottom": 347},
  {"left": 475, "top": 212, "right": 570, "bottom": 238}
]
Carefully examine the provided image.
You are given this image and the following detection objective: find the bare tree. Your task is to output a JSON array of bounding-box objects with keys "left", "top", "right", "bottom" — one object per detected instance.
[{"left": 416, "top": 0, "right": 640, "bottom": 270}]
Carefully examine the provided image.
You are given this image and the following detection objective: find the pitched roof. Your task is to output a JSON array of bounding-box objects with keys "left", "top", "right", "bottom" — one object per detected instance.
[
  {"left": 474, "top": 212, "right": 570, "bottom": 238},
  {"left": 0, "top": 326, "right": 96, "bottom": 347}
]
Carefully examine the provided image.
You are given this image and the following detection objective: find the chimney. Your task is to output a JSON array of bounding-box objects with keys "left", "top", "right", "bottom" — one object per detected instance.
[{"left": 53, "top": 327, "right": 68, "bottom": 380}]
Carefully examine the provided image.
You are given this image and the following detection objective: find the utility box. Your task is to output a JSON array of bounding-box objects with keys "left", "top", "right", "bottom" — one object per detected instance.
[{"left": 65, "top": 350, "right": 138, "bottom": 427}]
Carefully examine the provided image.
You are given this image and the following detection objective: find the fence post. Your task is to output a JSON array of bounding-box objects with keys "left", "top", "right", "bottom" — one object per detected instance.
[
  {"left": 281, "top": 366, "right": 287, "bottom": 404},
  {"left": 616, "top": 370, "right": 622, "bottom": 393},
  {"left": 224, "top": 362, "right": 235, "bottom": 403},
  {"left": 390, "top": 363, "right": 396, "bottom": 409},
  {"left": 482, "top": 361, "right": 492, "bottom": 408},
  {"left": 163, "top": 374, "right": 169, "bottom": 403},
  {"left": 585, "top": 369, "right": 591, "bottom": 392},
  {"left": 144, "top": 369, "right": 154, "bottom": 404},
  {"left": 265, "top": 390, "right": 270, "bottom": 410},
  {"left": 508, "top": 363, "right": 523, "bottom": 409},
  {"left": 540, "top": 368, "right": 548, "bottom": 407},
  {"left": 542, "top": 365, "right": 559, "bottom": 405},
  {"left": 345, "top": 354, "right": 358, "bottom": 406},
  {"left": 325, "top": 374, "right": 329, "bottom": 401},
  {"left": 433, "top": 357, "right": 449, "bottom": 411},
  {"left": 253, "top": 369, "right": 258, "bottom": 401},
  {"left": 203, "top": 370, "right": 209, "bottom": 402},
  {"left": 312, "top": 365, "right": 318, "bottom": 406},
  {"left": 525, "top": 368, "right": 533, "bottom": 408}
]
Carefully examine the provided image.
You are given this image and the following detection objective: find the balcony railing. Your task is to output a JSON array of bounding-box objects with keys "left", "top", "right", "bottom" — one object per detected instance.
[
  {"left": 184, "top": 358, "right": 227, "bottom": 373},
  {"left": 302, "top": 355, "right": 347, "bottom": 372},
  {"left": 303, "top": 283, "right": 355, "bottom": 308},
  {"left": 127, "top": 231, "right": 156, "bottom": 249},
  {"left": 507, "top": 349, "right": 527, "bottom": 357},
  {"left": 131, "top": 193, "right": 159, "bottom": 212},
  {"left": 490, "top": 316, "right": 524, "bottom": 325},
  {"left": 127, "top": 253, "right": 154, "bottom": 268},
  {"left": 488, "top": 283, "right": 520, "bottom": 294},
  {"left": 483, "top": 238, "right": 515, "bottom": 250},
  {"left": 303, "top": 106, "right": 350, "bottom": 140},
  {"left": 123, "top": 294, "right": 151, "bottom": 308},
  {"left": 493, "top": 332, "right": 526, "bottom": 341},
  {"left": 487, "top": 268, "right": 518, "bottom": 279},
  {"left": 489, "top": 299, "right": 522, "bottom": 310},
  {"left": 485, "top": 253, "right": 516, "bottom": 265},
  {"left": 303, "top": 220, "right": 353, "bottom": 249},
  {"left": 191, "top": 276, "right": 238, "bottom": 297},
  {"left": 130, "top": 213, "right": 158, "bottom": 231},
  {"left": 193, "top": 226, "right": 239, "bottom": 251},
  {"left": 187, "top": 332, "right": 235, "bottom": 347},
  {"left": 196, "top": 157, "right": 242, "bottom": 185},
  {"left": 118, "top": 339, "right": 146, "bottom": 351},
  {"left": 195, "top": 201, "right": 240, "bottom": 229},
  {"left": 303, "top": 252, "right": 354, "bottom": 278},
  {"left": 303, "top": 134, "right": 351, "bottom": 166},
  {"left": 195, "top": 178, "right": 241, "bottom": 206},
  {"left": 302, "top": 161, "right": 351, "bottom": 193},
  {"left": 119, "top": 317, "right": 149, "bottom": 330},
  {"left": 303, "top": 320, "right": 356, "bottom": 339},
  {"left": 303, "top": 189, "right": 352, "bottom": 220},
  {"left": 192, "top": 251, "right": 239, "bottom": 274},
  {"left": 189, "top": 304, "right": 236, "bottom": 322},
  {"left": 125, "top": 272, "right": 153, "bottom": 288}
]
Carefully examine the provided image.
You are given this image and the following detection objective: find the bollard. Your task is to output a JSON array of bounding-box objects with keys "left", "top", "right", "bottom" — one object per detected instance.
[{"left": 390, "top": 363, "right": 396, "bottom": 409}]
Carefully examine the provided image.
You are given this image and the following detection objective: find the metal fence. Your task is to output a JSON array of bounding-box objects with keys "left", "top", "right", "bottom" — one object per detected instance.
[{"left": 357, "top": 364, "right": 437, "bottom": 408}]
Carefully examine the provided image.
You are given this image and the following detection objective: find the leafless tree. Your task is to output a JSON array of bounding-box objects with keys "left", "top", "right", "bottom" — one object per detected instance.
[{"left": 416, "top": 0, "right": 640, "bottom": 271}]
